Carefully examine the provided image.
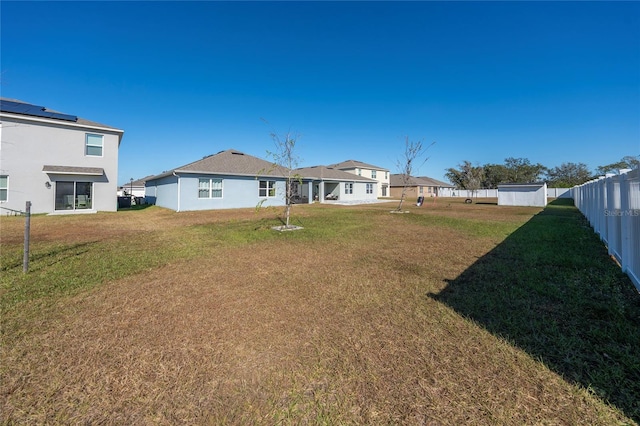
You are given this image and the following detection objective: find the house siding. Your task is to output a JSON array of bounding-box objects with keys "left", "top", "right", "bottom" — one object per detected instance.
[
  {"left": 145, "top": 174, "right": 179, "bottom": 211},
  {"left": 0, "top": 115, "right": 121, "bottom": 215},
  {"left": 339, "top": 181, "right": 377, "bottom": 201},
  {"left": 341, "top": 168, "right": 389, "bottom": 198},
  {"left": 147, "top": 173, "right": 288, "bottom": 212},
  {"left": 330, "top": 161, "right": 390, "bottom": 198}
]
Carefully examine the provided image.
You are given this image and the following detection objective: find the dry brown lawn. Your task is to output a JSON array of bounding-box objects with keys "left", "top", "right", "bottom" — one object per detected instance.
[{"left": 0, "top": 199, "right": 635, "bottom": 424}]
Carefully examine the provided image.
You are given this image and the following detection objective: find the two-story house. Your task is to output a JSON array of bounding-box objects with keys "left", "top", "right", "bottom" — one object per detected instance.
[
  {"left": 328, "top": 160, "right": 390, "bottom": 198},
  {"left": 0, "top": 98, "right": 124, "bottom": 215}
]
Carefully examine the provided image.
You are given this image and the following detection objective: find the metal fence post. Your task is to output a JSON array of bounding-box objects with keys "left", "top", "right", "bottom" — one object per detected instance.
[{"left": 23, "top": 201, "right": 31, "bottom": 273}]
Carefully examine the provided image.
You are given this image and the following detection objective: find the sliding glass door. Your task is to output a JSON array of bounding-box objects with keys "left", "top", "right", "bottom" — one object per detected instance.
[{"left": 55, "top": 181, "right": 93, "bottom": 211}]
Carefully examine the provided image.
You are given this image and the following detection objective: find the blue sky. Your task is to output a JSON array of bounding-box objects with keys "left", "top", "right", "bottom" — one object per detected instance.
[{"left": 2, "top": 1, "right": 639, "bottom": 185}]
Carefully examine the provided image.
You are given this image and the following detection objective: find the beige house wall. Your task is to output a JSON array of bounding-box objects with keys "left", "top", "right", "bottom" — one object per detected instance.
[
  {"left": 390, "top": 185, "right": 439, "bottom": 199},
  {"left": 342, "top": 167, "right": 390, "bottom": 198}
]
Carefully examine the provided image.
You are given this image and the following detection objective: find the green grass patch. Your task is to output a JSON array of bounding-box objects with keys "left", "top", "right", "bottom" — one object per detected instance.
[
  {"left": 1, "top": 201, "right": 639, "bottom": 424},
  {"left": 401, "top": 211, "right": 523, "bottom": 239},
  {"left": 432, "top": 200, "right": 640, "bottom": 420}
]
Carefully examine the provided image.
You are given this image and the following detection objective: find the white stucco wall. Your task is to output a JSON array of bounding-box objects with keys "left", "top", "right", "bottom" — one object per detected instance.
[
  {"left": 338, "top": 181, "right": 378, "bottom": 201},
  {"left": 342, "top": 167, "right": 389, "bottom": 198},
  {"left": 0, "top": 114, "right": 122, "bottom": 214}
]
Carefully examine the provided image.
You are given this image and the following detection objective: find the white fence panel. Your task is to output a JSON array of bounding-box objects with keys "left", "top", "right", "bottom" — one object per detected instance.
[
  {"left": 439, "top": 188, "right": 498, "bottom": 198},
  {"left": 547, "top": 187, "right": 572, "bottom": 198},
  {"left": 572, "top": 169, "right": 640, "bottom": 291}
]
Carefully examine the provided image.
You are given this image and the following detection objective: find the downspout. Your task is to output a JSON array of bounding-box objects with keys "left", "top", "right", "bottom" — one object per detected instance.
[{"left": 173, "top": 172, "right": 181, "bottom": 212}]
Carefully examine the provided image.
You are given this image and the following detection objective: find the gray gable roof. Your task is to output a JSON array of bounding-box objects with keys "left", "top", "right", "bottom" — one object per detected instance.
[
  {"left": 151, "top": 149, "right": 286, "bottom": 179},
  {"left": 416, "top": 176, "right": 455, "bottom": 188},
  {"left": 329, "top": 159, "right": 389, "bottom": 171},
  {"left": 295, "top": 165, "right": 377, "bottom": 182},
  {"left": 390, "top": 174, "right": 454, "bottom": 187},
  {"left": 120, "top": 175, "right": 155, "bottom": 187}
]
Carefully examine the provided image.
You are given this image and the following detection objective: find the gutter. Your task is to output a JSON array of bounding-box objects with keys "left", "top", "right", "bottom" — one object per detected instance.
[{"left": 173, "top": 171, "right": 181, "bottom": 212}]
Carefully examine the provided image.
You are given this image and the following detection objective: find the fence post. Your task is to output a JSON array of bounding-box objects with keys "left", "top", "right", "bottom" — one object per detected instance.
[
  {"left": 23, "top": 201, "right": 31, "bottom": 273},
  {"left": 597, "top": 178, "right": 606, "bottom": 239},
  {"left": 619, "top": 173, "right": 631, "bottom": 275}
]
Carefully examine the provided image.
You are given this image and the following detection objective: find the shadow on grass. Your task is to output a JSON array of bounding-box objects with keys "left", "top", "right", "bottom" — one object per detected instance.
[
  {"left": 430, "top": 198, "right": 640, "bottom": 422},
  {"left": 117, "top": 204, "right": 154, "bottom": 212},
  {"left": 1, "top": 242, "right": 97, "bottom": 272}
]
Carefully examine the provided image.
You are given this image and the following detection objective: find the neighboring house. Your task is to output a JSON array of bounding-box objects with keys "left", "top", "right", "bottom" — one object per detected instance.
[
  {"left": 145, "top": 149, "right": 294, "bottom": 212},
  {"left": 498, "top": 182, "right": 547, "bottom": 207},
  {"left": 329, "top": 160, "right": 390, "bottom": 198},
  {"left": 389, "top": 174, "right": 454, "bottom": 199},
  {"left": 295, "top": 165, "right": 378, "bottom": 203},
  {"left": 0, "top": 98, "right": 124, "bottom": 215},
  {"left": 118, "top": 176, "right": 152, "bottom": 198},
  {"left": 144, "top": 149, "right": 382, "bottom": 212}
]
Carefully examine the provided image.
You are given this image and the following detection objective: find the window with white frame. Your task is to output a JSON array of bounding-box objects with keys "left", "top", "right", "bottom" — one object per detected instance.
[
  {"left": 345, "top": 183, "right": 353, "bottom": 194},
  {"left": 85, "top": 134, "right": 103, "bottom": 156},
  {"left": 366, "top": 183, "right": 373, "bottom": 194},
  {"left": 198, "top": 178, "right": 223, "bottom": 198},
  {"left": 385, "top": 172, "right": 388, "bottom": 179},
  {"left": 259, "top": 180, "right": 276, "bottom": 197},
  {"left": 0, "top": 175, "right": 7, "bottom": 202},
  {"left": 356, "top": 168, "right": 361, "bottom": 176},
  {"left": 371, "top": 170, "right": 377, "bottom": 179}
]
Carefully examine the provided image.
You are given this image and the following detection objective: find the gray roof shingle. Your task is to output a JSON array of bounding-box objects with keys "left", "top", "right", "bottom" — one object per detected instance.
[
  {"left": 42, "top": 165, "right": 104, "bottom": 175},
  {"left": 157, "top": 149, "right": 286, "bottom": 178},
  {"left": 390, "top": 174, "right": 454, "bottom": 187},
  {"left": 295, "top": 165, "right": 376, "bottom": 181},
  {"left": 329, "top": 159, "right": 389, "bottom": 171}
]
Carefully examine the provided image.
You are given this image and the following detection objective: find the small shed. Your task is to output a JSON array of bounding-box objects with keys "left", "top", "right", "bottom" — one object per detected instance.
[{"left": 498, "top": 182, "right": 547, "bottom": 207}]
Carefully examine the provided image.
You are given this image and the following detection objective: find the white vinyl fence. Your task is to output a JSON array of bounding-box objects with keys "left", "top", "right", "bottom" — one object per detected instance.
[
  {"left": 572, "top": 169, "right": 640, "bottom": 291},
  {"left": 547, "top": 187, "right": 572, "bottom": 198},
  {"left": 439, "top": 188, "right": 498, "bottom": 198},
  {"left": 440, "top": 187, "right": 572, "bottom": 199}
]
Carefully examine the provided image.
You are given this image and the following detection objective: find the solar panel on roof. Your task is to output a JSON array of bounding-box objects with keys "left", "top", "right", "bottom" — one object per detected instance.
[{"left": 0, "top": 99, "right": 78, "bottom": 122}]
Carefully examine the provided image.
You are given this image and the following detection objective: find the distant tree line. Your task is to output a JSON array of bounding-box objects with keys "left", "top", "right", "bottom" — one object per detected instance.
[{"left": 445, "top": 156, "right": 639, "bottom": 190}]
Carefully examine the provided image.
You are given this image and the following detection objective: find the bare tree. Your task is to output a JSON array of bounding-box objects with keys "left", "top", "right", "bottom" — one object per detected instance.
[
  {"left": 463, "top": 162, "right": 484, "bottom": 199},
  {"left": 445, "top": 160, "right": 484, "bottom": 199},
  {"left": 395, "top": 136, "right": 434, "bottom": 211},
  {"left": 265, "top": 126, "right": 302, "bottom": 229}
]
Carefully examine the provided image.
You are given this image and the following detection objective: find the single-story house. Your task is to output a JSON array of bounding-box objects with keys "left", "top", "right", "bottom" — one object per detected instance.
[
  {"left": 498, "top": 182, "right": 547, "bottom": 207},
  {"left": 328, "top": 160, "right": 390, "bottom": 198},
  {"left": 389, "top": 174, "right": 454, "bottom": 199},
  {"left": 144, "top": 150, "right": 381, "bottom": 212},
  {"left": 145, "top": 149, "right": 295, "bottom": 212},
  {"left": 295, "top": 165, "right": 378, "bottom": 203},
  {"left": 0, "top": 98, "right": 124, "bottom": 215}
]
